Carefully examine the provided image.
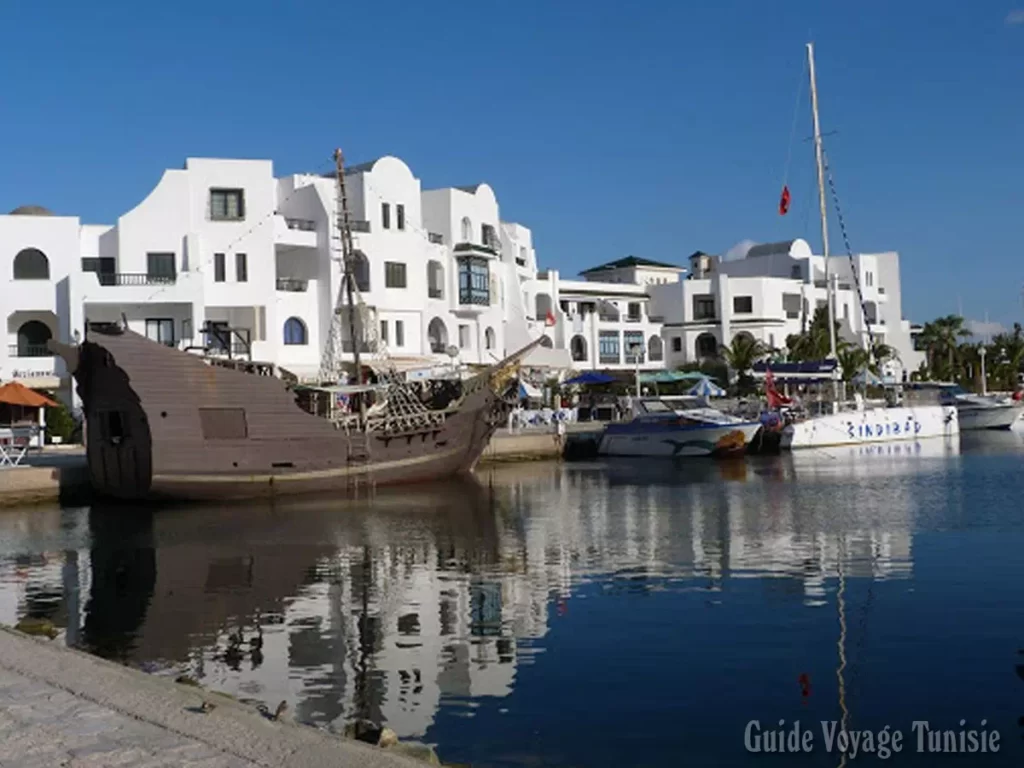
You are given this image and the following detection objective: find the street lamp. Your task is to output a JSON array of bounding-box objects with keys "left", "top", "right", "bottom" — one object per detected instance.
[
  {"left": 979, "top": 345, "right": 987, "bottom": 395},
  {"left": 629, "top": 343, "right": 644, "bottom": 400}
]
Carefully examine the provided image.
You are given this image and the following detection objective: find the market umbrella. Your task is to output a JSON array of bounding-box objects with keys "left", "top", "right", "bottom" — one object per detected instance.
[
  {"left": 563, "top": 371, "right": 616, "bottom": 386},
  {"left": 687, "top": 376, "right": 726, "bottom": 398},
  {"left": 0, "top": 381, "right": 58, "bottom": 408}
]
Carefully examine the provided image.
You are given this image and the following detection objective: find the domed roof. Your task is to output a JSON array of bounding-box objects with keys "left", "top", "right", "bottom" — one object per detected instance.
[{"left": 8, "top": 205, "right": 54, "bottom": 216}]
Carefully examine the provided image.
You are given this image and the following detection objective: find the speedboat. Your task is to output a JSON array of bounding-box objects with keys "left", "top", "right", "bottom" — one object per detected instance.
[
  {"left": 597, "top": 397, "right": 762, "bottom": 458},
  {"left": 928, "top": 383, "right": 1024, "bottom": 430}
]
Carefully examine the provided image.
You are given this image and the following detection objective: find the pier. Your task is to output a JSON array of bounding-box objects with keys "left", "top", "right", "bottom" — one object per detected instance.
[{"left": 0, "top": 627, "right": 424, "bottom": 767}]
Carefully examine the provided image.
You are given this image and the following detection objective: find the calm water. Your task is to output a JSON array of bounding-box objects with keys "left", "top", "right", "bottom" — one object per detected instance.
[{"left": 2, "top": 431, "right": 1024, "bottom": 766}]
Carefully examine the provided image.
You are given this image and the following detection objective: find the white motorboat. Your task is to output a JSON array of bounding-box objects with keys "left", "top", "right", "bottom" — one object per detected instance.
[
  {"left": 924, "top": 383, "right": 1023, "bottom": 430},
  {"left": 598, "top": 398, "right": 762, "bottom": 458},
  {"left": 782, "top": 395, "right": 959, "bottom": 449}
]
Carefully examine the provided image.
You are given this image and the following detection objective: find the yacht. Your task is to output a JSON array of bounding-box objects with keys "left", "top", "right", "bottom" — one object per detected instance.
[
  {"left": 912, "top": 383, "right": 1023, "bottom": 431},
  {"left": 598, "top": 397, "right": 762, "bottom": 458}
]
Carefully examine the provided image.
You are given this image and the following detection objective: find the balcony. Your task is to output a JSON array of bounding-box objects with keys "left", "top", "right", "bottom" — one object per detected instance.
[
  {"left": 8, "top": 344, "right": 53, "bottom": 358},
  {"left": 428, "top": 232, "right": 444, "bottom": 245},
  {"left": 274, "top": 215, "right": 318, "bottom": 248},
  {"left": 458, "top": 288, "right": 490, "bottom": 306},
  {"left": 599, "top": 353, "right": 620, "bottom": 365},
  {"left": 276, "top": 278, "right": 308, "bottom": 292},
  {"left": 96, "top": 273, "right": 176, "bottom": 286},
  {"left": 454, "top": 242, "right": 499, "bottom": 259}
]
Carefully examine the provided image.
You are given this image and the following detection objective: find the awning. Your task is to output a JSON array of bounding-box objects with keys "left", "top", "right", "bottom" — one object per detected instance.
[
  {"left": 521, "top": 346, "right": 572, "bottom": 369},
  {"left": 687, "top": 376, "right": 726, "bottom": 398},
  {"left": 638, "top": 370, "right": 709, "bottom": 384},
  {"left": 564, "top": 371, "right": 616, "bottom": 386},
  {"left": 0, "top": 381, "right": 59, "bottom": 408}
]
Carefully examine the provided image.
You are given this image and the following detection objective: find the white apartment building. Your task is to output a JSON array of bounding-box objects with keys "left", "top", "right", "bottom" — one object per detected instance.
[
  {"left": 1, "top": 160, "right": 924, "bottom": 407},
  {"left": 649, "top": 239, "right": 925, "bottom": 380}
]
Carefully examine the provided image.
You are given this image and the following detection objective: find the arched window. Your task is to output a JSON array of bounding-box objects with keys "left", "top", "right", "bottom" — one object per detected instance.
[
  {"left": 351, "top": 250, "right": 370, "bottom": 292},
  {"left": 460, "top": 217, "right": 473, "bottom": 242},
  {"left": 428, "top": 317, "right": 448, "bottom": 353},
  {"left": 695, "top": 332, "right": 718, "bottom": 360},
  {"left": 13, "top": 248, "right": 50, "bottom": 280},
  {"left": 484, "top": 327, "right": 496, "bottom": 350},
  {"left": 648, "top": 335, "right": 663, "bottom": 362},
  {"left": 283, "top": 317, "right": 307, "bottom": 345},
  {"left": 17, "top": 320, "right": 53, "bottom": 357},
  {"left": 570, "top": 335, "right": 587, "bottom": 362},
  {"left": 539, "top": 335, "right": 553, "bottom": 348}
]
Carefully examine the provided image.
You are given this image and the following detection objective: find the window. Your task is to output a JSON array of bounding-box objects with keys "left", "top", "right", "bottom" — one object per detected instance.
[
  {"left": 380, "top": 320, "right": 389, "bottom": 344},
  {"left": 693, "top": 295, "right": 716, "bottom": 320},
  {"left": 624, "top": 331, "right": 644, "bottom": 362},
  {"left": 81, "top": 257, "right": 115, "bottom": 276},
  {"left": 733, "top": 296, "right": 753, "bottom": 314},
  {"left": 214, "top": 253, "right": 226, "bottom": 282},
  {"left": 459, "top": 324, "right": 471, "bottom": 349},
  {"left": 385, "top": 262, "right": 407, "bottom": 288},
  {"left": 791, "top": 264, "right": 802, "bottom": 279},
  {"left": 145, "top": 318, "right": 175, "bottom": 347},
  {"left": 481, "top": 223, "right": 497, "bottom": 249},
  {"left": 236, "top": 253, "right": 247, "bottom": 282},
  {"left": 382, "top": 202, "right": 391, "bottom": 230},
  {"left": 672, "top": 337, "right": 682, "bottom": 353},
  {"left": 396, "top": 204, "right": 405, "bottom": 231},
  {"left": 865, "top": 271, "right": 874, "bottom": 287},
  {"left": 283, "top": 317, "right": 307, "bottom": 345},
  {"left": 199, "top": 408, "right": 248, "bottom": 439},
  {"left": 210, "top": 189, "right": 245, "bottom": 220},
  {"left": 460, "top": 217, "right": 472, "bottom": 242},
  {"left": 147, "top": 252, "right": 176, "bottom": 281},
  {"left": 16, "top": 321, "right": 52, "bottom": 357},
  {"left": 627, "top": 302, "right": 642, "bottom": 322},
  {"left": 599, "top": 331, "right": 620, "bottom": 364},
  {"left": 395, "top": 320, "right": 404, "bottom": 347},
  {"left": 458, "top": 257, "right": 489, "bottom": 305},
  {"left": 485, "top": 327, "right": 495, "bottom": 350},
  {"left": 13, "top": 248, "right": 50, "bottom": 280}
]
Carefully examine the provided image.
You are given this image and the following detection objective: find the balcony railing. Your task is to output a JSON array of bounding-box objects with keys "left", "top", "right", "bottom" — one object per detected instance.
[
  {"left": 459, "top": 289, "right": 490, "bottom": 306},
  {"left": 285, "top": 217, "right": 316, "bottom": 231},
  {"left": 599, "top": 354, "right": 620, "bottom": 365},
  {"left": 350, "top": 220, "right": 371, "bottom": 233},
  {"left": 97, "top": 273, "right": 176, "bottom": 286},
  {"left": 428, "top": 287, "right": 443, "bottom": 299},
  {"left": 276, "top": 278, "right": 308, "bottom": 292},
  {"left": 428, "top": 232, "right": 444, "bottom": 245},
  {"left": 454, "top": 242, "right": 498, "bottom": 256},
  {"left": 8, "top": 344, "right": 53, "bottom": 358}
]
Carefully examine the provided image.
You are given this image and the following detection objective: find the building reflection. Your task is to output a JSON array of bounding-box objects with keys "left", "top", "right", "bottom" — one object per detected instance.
[{"left": 0, "top": 446, "right": 945, "bottom": 738}]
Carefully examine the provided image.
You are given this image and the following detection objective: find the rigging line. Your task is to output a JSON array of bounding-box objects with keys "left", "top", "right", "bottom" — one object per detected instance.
[
  {"left": 822, "top": 150, "right": 876, "bottom": 356},
  {"left": 142, "top": 158, "right": 336, "bottom": 303},
  {"left": 781, "top": 55, "right": 809, "bottom": 190}
]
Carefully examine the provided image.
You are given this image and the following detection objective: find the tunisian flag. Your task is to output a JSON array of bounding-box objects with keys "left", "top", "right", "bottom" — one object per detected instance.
[
  {"left": 778, "top": 185, "right": 791, "bottom": 216},
  {"left": 545, "top": 309, "right": 556, "bottom": 327},
  {"left": 765, "top": 368, "right": 792, "bottom": 409}
]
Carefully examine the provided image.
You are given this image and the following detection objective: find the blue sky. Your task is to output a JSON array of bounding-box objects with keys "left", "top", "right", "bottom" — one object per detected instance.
[{"left": 1, "top": 1, "right": 1022, "bottom": 329}]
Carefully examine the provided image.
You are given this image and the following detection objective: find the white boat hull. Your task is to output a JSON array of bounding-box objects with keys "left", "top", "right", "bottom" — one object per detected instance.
[
  {"left": 783, "top": 405, "right": 959, "bottom": 449},
  {"left": 955, "top": 403, "right": 1024, "bottom": 431},
  {"left": 598, "top": 421, "right": 763, "bottom": 457}
]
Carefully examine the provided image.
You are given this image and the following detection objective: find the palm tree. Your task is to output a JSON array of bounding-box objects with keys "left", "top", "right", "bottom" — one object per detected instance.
[
  {"left": 935, "top": 315, "right": 970, "bottom": 379},
  {"left": 989, "top": 323, "right": 1024, "bottom": 390},
  {"left": 787, "top": 306, "right": 841, "bottom": 361},
  {"left": 721, "top": 334, "right": 767, "bottom": 375},
  {"left": 837, "top": 346, "right": 870, "bottom": 383}
]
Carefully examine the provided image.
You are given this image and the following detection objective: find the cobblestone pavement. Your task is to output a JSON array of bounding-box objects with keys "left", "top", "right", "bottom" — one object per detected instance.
[{"left": 0, "top": 628, "right": 417, "bottom": 768}]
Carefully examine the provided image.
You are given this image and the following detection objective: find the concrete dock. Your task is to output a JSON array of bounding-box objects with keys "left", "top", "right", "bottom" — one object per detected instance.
[{"left": 0, "top": 627, "right": 423, "bottom": 767}]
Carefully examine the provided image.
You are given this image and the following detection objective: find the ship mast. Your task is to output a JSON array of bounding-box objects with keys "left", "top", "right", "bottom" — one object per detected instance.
[{"left": 807, "top": 42, "right": 839, "bottom": 401}]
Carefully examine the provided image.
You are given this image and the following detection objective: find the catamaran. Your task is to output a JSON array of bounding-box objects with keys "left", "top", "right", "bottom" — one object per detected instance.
[{"left": 769, "top": 43, "right": 959, "bottom": 450}]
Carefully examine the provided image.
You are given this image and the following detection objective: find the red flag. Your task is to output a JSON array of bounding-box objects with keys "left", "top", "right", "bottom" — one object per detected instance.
[
  {"left": 545, "top": 309, "right": 556, "bottom": 327},
  {"left": 778, "top": 185, "right": 791, "bottom": 216},
  {"left": 765, "top": 367, "right": 792, "bottom": 409}
]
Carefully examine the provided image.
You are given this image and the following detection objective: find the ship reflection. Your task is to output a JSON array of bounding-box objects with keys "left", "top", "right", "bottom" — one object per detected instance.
[{"left": 0, "top": 453, "right": 941, "bottom": 739}]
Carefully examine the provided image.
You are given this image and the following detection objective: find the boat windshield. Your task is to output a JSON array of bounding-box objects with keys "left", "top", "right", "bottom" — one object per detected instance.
[{"left": 637, "top": 399, "right": 675, "bottom": 413}]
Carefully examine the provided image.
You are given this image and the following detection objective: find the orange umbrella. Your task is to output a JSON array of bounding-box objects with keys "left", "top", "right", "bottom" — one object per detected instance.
[{"left": 0, "top": 381, "right": 59, "bottom": 408}]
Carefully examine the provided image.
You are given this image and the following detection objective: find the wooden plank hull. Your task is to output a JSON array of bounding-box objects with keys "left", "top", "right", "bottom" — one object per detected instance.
[{"left": 64, "top": 328, "right": 502, "bottom": 502}]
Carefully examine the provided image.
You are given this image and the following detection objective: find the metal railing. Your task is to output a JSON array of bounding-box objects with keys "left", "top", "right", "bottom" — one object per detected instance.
[
  {"left": 284, "top": 217, "right": 316, "bottom": 231},
  {"left": 459, "top": 289, "right": 490, "bottom": 306},
  {"left": 599, "top": 354, "right": 620, "bottom": 365},
  {"left": 454, "top": 242, "right": 498, "bottom": 256},
  {"left": 598, "top": 313, "right": 620, "bottom": 322},
  {"left": 8, "top": 344, "right": 53, "bottom": 358},
  {"left": 97, "top": 273, "right": 176, "bottom": 286},
  {"left": 276, "top": 277, "right": 308, "bottom": 292}
]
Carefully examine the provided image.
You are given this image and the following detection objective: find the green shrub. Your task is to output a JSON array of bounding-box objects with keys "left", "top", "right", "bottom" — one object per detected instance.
[{"left": 45, "top": 402, "right": 77, "bottom": 443}]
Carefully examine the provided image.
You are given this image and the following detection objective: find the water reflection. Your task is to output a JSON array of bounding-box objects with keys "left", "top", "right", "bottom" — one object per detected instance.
[{"left": 0, "top": 437, "right": 1020, "bottom": 765}]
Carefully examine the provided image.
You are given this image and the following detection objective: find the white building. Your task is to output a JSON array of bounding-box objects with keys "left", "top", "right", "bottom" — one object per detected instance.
[
  {"left": 1, "top": 161, "right": 924, "bottom": 408},
  {"left": 649, "top": 239, "right": 924, "bottom": 380}
]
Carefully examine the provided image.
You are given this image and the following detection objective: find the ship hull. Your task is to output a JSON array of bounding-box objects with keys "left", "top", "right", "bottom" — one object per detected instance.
[
  {"left": 61, "top": 328, "right": 503, "bottom": 503},
  {"left": 598, "top": 420, "right": 762, "bottom": 457},
  {"left": 955, "top": 403, "right": 1023, "bottom": 431},
  {"left": 784, "top": 405, "right": 959, "bottom": 449}
]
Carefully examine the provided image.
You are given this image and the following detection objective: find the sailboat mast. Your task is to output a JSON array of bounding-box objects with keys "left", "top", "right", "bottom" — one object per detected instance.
[
  {"left": 333, "top": 149, "right": 366, "bottom": 424},
  {"left": 807, "top": 42, "right": 839, "bottom": 397}
]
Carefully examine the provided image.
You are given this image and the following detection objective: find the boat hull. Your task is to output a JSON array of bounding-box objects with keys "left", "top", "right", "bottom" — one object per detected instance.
[
  {"left": 598, "top": 421, "right": 762, "bottom": 457},
  {"left": 956, "top": 403, "right": 1023, "bottom": 431},
  {"left": 784, "top": 405, "right": 958, "bottom": 450},
  {"left": 60, "top": 328, "right": 504, "bottom": 503}
]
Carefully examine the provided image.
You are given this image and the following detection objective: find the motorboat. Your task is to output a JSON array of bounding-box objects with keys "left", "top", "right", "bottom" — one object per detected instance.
[
  {"left": 914, "top": 382, "right": 1024, "bottom": 431},
  {"left": 597, "top": 397, "right": 762, "bottom": 458}
]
